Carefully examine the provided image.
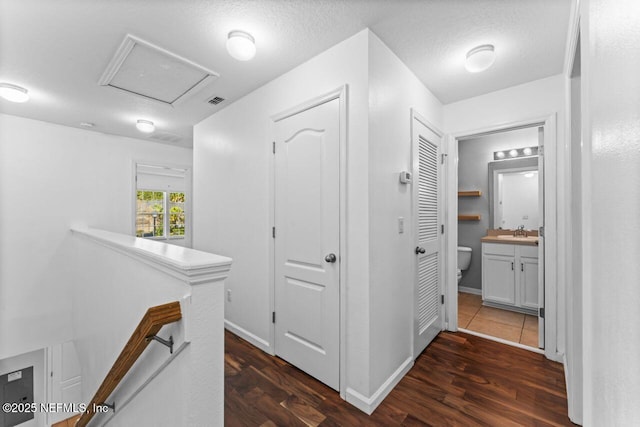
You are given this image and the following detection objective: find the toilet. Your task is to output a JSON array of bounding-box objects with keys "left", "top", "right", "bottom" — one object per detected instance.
[{"left": 457, "top": 246, "right": 472, "bottom": 284}]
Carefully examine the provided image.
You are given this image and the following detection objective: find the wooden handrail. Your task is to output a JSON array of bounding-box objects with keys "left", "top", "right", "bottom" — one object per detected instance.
[{"left": 76, "top": 301, "right": 182, "bottom": 427}]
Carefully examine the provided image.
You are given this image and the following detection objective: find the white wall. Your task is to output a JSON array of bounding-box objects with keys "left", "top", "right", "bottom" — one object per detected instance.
[
  {"left": 0, "top": 114, "right": 193, "bottom": 360},
  {"left": 443, "top": 74, "right": 566, "bottom": 358},
  {"left": 443, "top": 75, "right": 565, "bottom": 135},
  {"left": 580, "top": 0, "right": 640, "bottom": 424},
  {"left": 194, "top": 29, "right": 372, "bottom": 395},
  {"left": 367, "top": 32, "right": 443, "bottom": 396}
]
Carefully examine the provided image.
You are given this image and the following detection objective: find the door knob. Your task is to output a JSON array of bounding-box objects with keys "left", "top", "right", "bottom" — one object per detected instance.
[
  {"left": 324, "top": 253, "right": 337, "bottom": 263},
  {"left": 415, "top": 246, "right": 426, "bottom": 254}
]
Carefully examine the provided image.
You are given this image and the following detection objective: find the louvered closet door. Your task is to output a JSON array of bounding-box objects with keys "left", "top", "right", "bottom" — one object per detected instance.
[{"left": 413, "top": 116, "right": 444, "bottom": 358}]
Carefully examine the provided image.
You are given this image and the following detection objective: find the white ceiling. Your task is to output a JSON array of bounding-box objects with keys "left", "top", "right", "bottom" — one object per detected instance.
[{"left": 0, "top": 0, "right": 572, "bottom": 148}]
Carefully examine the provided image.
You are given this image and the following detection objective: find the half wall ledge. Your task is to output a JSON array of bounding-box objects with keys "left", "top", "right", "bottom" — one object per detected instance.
[{"left": 71, "top": 227, "right": 232, "bottom": 285}]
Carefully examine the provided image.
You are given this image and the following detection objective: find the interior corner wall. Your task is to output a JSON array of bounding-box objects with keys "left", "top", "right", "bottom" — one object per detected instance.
[
  {"left": 366, "top": 32, "right": 443, "bottom": 398},
  {"left": 442, "top": 74, "right": 567, "bottom": 356},
  {"left": 0, "top": 114, "right": 193, "bottom": 360},
  {"left": 193, "top": 29, "right": 372, "bottom": 396}
]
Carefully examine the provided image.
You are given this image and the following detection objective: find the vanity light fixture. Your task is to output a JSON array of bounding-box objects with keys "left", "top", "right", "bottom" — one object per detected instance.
[
  {"left": 226, "top": 30, "right": 256, "bottom": 61},
  {"left": 464, "top": 44, "right": 496, "bottom": 73},
  {"left": 493, "top": 146, "right": 539, "bottom": 161},
  {"left": 136, "top": 119, "right": 155, "bottom": 133},
  {"left": 0, "top": 83, "right": 29, "bottom": 103}
]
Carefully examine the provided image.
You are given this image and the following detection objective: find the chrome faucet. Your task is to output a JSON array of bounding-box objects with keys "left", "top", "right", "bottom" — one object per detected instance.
[{"left": 514, "top": 225, "right": 527, "bottom": 237}]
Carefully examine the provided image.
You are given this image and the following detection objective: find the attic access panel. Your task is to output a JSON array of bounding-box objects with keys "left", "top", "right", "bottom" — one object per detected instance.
[{"left": 99, "top": 35, "right": 219, "bottom": 106}]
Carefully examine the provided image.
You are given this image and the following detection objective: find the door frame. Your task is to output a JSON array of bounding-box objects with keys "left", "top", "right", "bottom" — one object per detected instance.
[
  {"left": 268, "top": 85, "right": 348, "bottom": 398},
  {"left": 444, "top": 114, "right": 561, "bottom": 363}
]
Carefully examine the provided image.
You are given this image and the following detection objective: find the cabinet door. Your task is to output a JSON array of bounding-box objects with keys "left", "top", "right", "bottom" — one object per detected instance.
[
  {"left": 482, "top": 254, "right": 516, "bottom": 305},
  {"left": 520, "top": 255, "right": 539, "bottom": 310}
]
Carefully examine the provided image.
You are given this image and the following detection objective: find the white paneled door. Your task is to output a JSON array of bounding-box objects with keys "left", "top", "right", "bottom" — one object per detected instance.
[
  {"left": 274, "top": 97, "right": 340, "bottom": 390},
  {"left": 413, "top": 115, "right": 444, "bottom": 359}
]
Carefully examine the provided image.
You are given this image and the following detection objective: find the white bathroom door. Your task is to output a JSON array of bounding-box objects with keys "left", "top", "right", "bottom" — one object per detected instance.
[
  {"left": 413, "top": 115, "right": 444, "bottom": 359},
  {"left": 273, "top": 97, "right": 340, "bottom": 390},
  {"left": 537, "top": 126, "right": 545, "bottom": 348}
]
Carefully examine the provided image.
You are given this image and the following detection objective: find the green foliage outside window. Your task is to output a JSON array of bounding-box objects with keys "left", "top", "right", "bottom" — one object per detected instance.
[{"left": 136, "top": 190, "right": 185, "bottom": 238}]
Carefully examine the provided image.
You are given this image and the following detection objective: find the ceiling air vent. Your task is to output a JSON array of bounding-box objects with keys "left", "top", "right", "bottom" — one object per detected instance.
[
  {"left": 207, "top": 96, "right": 225, "bottom": 105},
  {"left": 149, "top": 131, "right": 182, "bottom": 144},
  {"left": 99, "top": 34, "right": 219, "bottom": 106}
]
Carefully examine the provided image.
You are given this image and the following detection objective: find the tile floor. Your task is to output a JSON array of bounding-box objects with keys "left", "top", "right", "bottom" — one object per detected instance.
[{"left": 458, "top": 292, "right": 540, "bottom": 348}]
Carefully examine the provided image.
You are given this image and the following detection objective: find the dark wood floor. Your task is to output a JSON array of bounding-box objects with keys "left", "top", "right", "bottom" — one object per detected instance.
[{"left": 225, "top": 330, "right": 575, "bottom": 426}]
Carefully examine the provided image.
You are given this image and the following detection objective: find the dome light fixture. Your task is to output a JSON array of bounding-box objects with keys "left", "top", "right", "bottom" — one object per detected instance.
[
  {"left": 464, "top": 44, "right": 496, "bottom": 73},
  {"left": 0, "top": 83, "right": 29, "bottom": 103},
  {"left": 226, "top": 30, "right": 256, "bottom": 61},
  {"left": 136, "top": 119, "right": 155, "bottom": 133}
]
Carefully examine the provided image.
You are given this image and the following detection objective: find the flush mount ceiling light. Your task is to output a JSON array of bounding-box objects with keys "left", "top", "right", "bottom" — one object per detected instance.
[
  {"left": 0, "top": 83, "right": 29, "bottom": 103},
  {"left": 136, "top": 119, "right": 155, "bottom": 133},
  {"left": 464, "top": 44, "right": 496, "bottom": 73},
  {"left": 226, "top": 30, "right": 256, "bottom": 61}
]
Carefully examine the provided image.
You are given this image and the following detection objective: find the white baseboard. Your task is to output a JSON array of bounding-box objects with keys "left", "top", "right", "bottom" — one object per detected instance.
[
  {"left": 458, "top": 286, "right": 481, "bottom": 295},
  {"left": 346, "top": 356, "right": 413, "bottom": 415},
  {"left": 225, "top": 319, "right": 272, "bottom": 354}
]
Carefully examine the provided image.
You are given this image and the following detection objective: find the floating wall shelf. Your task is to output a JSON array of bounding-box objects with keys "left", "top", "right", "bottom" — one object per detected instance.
[
  {"left": 458, "top": 214, "right": 481, "bottom": 221},
  {"left": 458, "top": 190, "right": 482, "bottom": 197}
]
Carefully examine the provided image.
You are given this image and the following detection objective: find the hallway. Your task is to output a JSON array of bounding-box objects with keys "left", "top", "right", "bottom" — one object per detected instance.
[{"left": 225, "top": 330, "right": 573, "bottom": 426}]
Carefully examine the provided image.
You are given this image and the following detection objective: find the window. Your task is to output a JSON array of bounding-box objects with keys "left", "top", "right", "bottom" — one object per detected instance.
[{"left": 135, "top": 163, "right": 188, "bottom": 240}]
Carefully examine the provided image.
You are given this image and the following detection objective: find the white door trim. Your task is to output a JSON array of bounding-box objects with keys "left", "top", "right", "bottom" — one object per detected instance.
[
  {"left": 445, "top": 114, "right": 561, "bottom": 363},
  {"left": 268, "top": 85, "right": 348, "bottom": 398}
]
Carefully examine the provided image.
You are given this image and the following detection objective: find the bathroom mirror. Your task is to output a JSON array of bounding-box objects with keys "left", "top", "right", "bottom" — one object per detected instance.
[{"left": 488, "top": 157, "right": 539, "bottom": 230}]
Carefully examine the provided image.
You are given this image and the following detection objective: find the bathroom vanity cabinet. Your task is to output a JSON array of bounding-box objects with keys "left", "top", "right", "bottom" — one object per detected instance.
[{"left": 481, "top": 242, "right": 538, "bottom": 314}]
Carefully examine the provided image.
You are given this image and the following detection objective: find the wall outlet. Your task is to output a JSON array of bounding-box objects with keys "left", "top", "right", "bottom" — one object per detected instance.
[
  {"left": 398, "top": 217, "right": 404, "bottom": 234},
  {"left": 227, "top": 289, "right": 232, "bottom": 302}
]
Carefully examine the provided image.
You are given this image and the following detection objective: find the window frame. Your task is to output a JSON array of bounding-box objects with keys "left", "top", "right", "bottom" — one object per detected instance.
[{"left": 132, "top": 161, "right": 192, "bottom": 247}]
